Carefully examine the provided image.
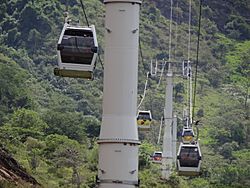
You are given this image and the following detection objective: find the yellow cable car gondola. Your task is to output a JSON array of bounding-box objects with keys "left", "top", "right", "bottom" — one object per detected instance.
[
  {"left": 137, "top": 110, "right": 152, "bottom": 130},
  {"left": 182, "top": 128, "right": 195, "bottom": 143},
  {"left": 55, "top": 23, "right": 98, "bottom": 79},
  {"left": 177, "top": 142, "right": 202, "bottom": 176}
]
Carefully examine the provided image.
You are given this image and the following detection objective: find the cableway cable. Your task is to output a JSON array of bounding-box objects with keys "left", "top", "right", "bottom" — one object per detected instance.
[
  {"left": 194, "top": 120, "right": 200, "bottom": 141},
  {"left": 137, "top": 72, "right": 150, "bottom": 109},
  {"left": 188, "top": 0, "right": 192, "bottom": 61},
  {"left": 156, "top": 61, "right": 166, "bottom": 89},
  {"left": 139, "top": 37, "right": 145, "bottom": 65},
  {"left": 192, "top": 0, "right": 202, "bottom": 118},
  {"left": 137, "top": 36, "right": 150, "bottom": 109},
  {"left": 188, "top": 0, "right": 193, "bottom": 123},
  {"left": 182, "top": 0, "right": 193, "bottom": 127},
  {"left": 138, "top": 7, "right": 149, "bottom": 98},
  {"left": 80, "top": 0, "right": 90, "bottom": 27},
  {"left": 174, "top": 2, "right": 179, "bottom": 60},
  {"left": 168, "top": 0, "right": 173, "bottom": 63},
  {"left": 79, "top": 0, "right": 104, "bottom": 70},
  {"left": 157, "top": 0, "right": 173, "bottom": 89}
]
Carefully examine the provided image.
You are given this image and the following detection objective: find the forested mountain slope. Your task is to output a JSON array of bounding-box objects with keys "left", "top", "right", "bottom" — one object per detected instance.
[{"left": 0, "top": 0, "right": 249, "bottom": 187}]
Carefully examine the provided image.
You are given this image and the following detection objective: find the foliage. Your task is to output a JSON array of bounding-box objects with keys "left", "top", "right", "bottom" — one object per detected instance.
[
  {"left": 139, "top": 141, "right": 155, "bottom": 170},
  {"left": 226, "top": 41, "right": 250, "bottom": 87},
  {"left": 0, "top": 0, "right": 249, "bottom": 187},
  {"left": 0, "top": 53, "right": 32, "bottom": 123}
]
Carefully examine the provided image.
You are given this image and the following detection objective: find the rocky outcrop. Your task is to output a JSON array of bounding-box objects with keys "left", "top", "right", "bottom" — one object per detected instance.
[{"left": 0, "top": 148, "right": 39, "bottom": 186}]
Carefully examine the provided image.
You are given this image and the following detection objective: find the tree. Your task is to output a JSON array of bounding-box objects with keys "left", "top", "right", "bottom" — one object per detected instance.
[
  {"left": 43, "top": 111, "right": 88, "bottom": 143},
  {"left": 0, "top": 108, "right": 47, "bottom": 143},
  {"left": 43, "top": 134, "right": 86, "bottom": 188},
  {"left": 174, "top": 82, "right": 184, "bottom": 103},
  {"left": 25, "top": 136, "right": 45, "bottom": 171},
  {"left": 0, "top": 53, "right": 32, "bottom": 123},
  {"left": 139, "top": 141, "right": 155, "bottom": 170},
  {"left": 219, "top": 142, "right": 238, "bottom": 159},
  {"left": 27, "top": 29, "right": 43, "bottom": 52},
  {"left": 226, "top": 41, "right": 250, "bottom": 114},
  {"left": 83, "top": 116, "right": 100, "bottom": 138},
  {"left": 225, "top": 15, "right": 250, "bottom": 40}
]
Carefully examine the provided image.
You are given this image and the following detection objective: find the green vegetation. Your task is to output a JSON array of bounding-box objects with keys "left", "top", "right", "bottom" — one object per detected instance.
[{"left": 0, "top": 0, "right": 249, "bottom": 187}]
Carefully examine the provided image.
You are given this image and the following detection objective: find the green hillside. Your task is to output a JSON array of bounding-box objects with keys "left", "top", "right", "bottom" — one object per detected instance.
[{"left": 0, "top": 0, "right": 249, "bottom": 187}]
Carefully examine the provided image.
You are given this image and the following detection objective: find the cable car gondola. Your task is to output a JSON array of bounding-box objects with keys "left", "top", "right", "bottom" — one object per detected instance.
[
  {"left": 181, "top": 128, "right": 195, "bottom": 143},
  {"left": 182, "top": 60, "right": 191, "bottom": 78},
  {"left": 177, "top": 142, "right": 202, "bottom": 176},
  {"left": 137, "top": 110, "right": 152, "bottom": 130},
  {"left": 55, "top": 23, "right": 98, "bottom": 79},
  {"left": 151, "top": 151, "right": 162, "bottom": 164}
]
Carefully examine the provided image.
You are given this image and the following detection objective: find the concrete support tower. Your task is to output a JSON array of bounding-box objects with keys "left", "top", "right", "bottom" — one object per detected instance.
[
  {"left": 162, "top": 64, "right": 173, "bottom": 179},
  {"left": 97, "top": 1, "right": 142, "bottom": 187}
]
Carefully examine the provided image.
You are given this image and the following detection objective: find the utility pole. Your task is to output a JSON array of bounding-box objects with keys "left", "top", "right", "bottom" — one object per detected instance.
[
  {"left": 97, "top": 0, "right": 141, "bottom": 187},
  {"left": 161, "top": 63, "right": 173, "bottom": 179}
]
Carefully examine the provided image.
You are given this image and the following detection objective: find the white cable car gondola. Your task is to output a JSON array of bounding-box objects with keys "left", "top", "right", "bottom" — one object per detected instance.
[
  {"left": 181, "top": 128, "right": 195, "bottom": 143},
  {"left": 182, "top": 60, "right": 191, "bottom": 78},
  {"left": 177, "top": 142, "right": 202, "bottom": 176},
  {"left": 137, "top": 110, "right": 152, "bottom": 130},
  {"left": 151, "top": 151, "right": 162, "bottom": 164},
  {"left": 54, "top": 23, "right": 98, "bottom": 79}
]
